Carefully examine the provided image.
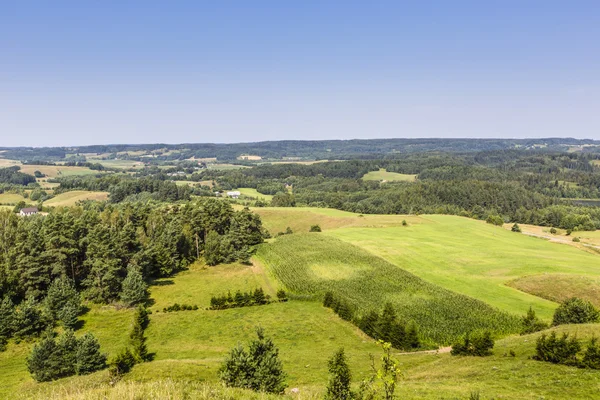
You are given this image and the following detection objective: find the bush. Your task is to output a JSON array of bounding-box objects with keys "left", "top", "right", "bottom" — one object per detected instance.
[
  {"left": 209, "top": 288, "right": 271, "bottom": 310},
  {"left": 533, "top": 331, "right": 581, "bottom": 366},
  {"left": 276, "top": 289, "right": 288, "bottom": 302},
  {"left": 511, "top": 223, "right": 521, "bottom": 233},
  {"left": 219, "top": 328, "right": 287, "bottom": 394},
  {"left": 309, "top": 224, "right": 322, "bottom": 232},
  {"left": 552, "top": 298, "right": 599, "bottom": 326},
  {"left": 451, "top": 331, "right": 494, "bottom": 356},
  {"left": 573, "top": 237, "right": 581, "bottom": 242},
  {"left": 402, "top": 219, "right": 408, "bottom": 226},
  {"left": 325, "top": 348, "right": 353, "bottom": 400},
  {"left": 486, "top": 215, "right": 504, "bottom": 226},
  {"left": 550, "top": 227, "right": 557, "bottom": 234},
  {"left": 109, "top": 348, "right": 136, "bottom": 377},
  {"left": 581, "top": 337, "right": 600, "bottom": 369},
  {"left": 520, "top": 307, "right": 548, "bottom": 335}
]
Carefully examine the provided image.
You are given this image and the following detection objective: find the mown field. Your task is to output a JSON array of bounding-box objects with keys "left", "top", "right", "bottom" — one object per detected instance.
[
  {"left": 0, "top": 193, "right": 32, "bottom": 205},
  {"left": 237, "top": 188, "right": 274, "bottom": 201},
  {"left": 362, "top": 168, "right": 417, "bottom": 182},
  {"left": 325, "top": 215, "right": 600, "bottom": 320},
  {"left": 256, "top": 233, "right": 520, "bottom": 344},
  {"left": 43, "top": 191, "right": 109, "bottom": 207}
]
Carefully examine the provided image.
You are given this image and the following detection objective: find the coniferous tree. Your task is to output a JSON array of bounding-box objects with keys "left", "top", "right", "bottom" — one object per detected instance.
[
  {"left": 13, "top": 297, "right": 46, "bottom": 339},
  {"left": 359, "top": 310, "right": 379, "bottom": 339},
  {"left": 0, "top": 296, "right": 15, "bottom": 340},
  {"left": 581, "top": 337, "right": 600, "bottom": 369},
  {"left": 405, "top": 322, "right": 421, "bottom": 349},
  {"left": 59, "top": 303, "right": 80, "bottom": 330},
  {"left": 378, "top": 303, "right": 397, "bottom": 343},
  {"left": 75, "top": 333, "right": 107, "bottom": 375},
  {"left": 219, "top": 328, "right": 286, "bottom": 394},
  {"left": 129, "top": 306, "right": 150, "bottom": 363},
  {"left": 204, "top": 230, "right": 223, "bottom": 266},
  {"left": 323, "top": 291, "right": 334, "bottom": 308},
  {"left": 44, "top": 276, "right": 81, "bottom": 322},
  {"left": 55, "top": 329, "right": 78, "bottom": 378},
  {"left": 520, "top": 307, "right": 548, "bottom": 335},
  {"left": 109, "top": 348, "right": 136, "bottom": 377},
  {"left": 27, "top": 333, "right": 60, "bottom": 382},
  {"left": 120, "top": 264, "right": 148, "bottom": 306},
  {"left": 325, "top": 348, "right": 353, "bottom": 400},
  {"left": 552, "top": 298, "right": 600, "bottom": 326}
]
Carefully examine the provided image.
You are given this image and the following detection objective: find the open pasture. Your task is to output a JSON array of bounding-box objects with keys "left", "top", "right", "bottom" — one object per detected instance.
[
  {"left": 237, "top": 187, "right": 274, "bottom": 201},
  {"left": 43, "top": 191, "right": 109, "bottom": 207},
  {"left": 0, "top": 193, "right": 31, "bottom": 205},
  {"left": 362, "top": 168, "right": 417, "bottom": 182}
]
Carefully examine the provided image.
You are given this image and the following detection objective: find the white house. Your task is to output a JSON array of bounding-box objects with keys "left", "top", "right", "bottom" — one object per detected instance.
[
  {"left": 19, "top": 207, "right": 39, "bottom": 216},
  {"left": 226, "top": 191, "right": 241, "bottom": 199}
]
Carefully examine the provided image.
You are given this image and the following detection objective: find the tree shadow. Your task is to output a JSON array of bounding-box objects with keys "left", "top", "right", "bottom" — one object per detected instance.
[
  {"left": 149, "top": 279, "right": 174, "bottom": 287},
  {"left": 73, "top": 318, "right": 86, "bottom": 331}
]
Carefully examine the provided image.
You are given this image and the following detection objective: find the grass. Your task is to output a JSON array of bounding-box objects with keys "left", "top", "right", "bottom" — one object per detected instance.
[
  {"left": 255, "top": 233, "right": 520, "bottom": 344},
  {"left": 326, "top": 214, "right": 600, "bottom": 320},
  {"left": 362, "top": 168, "right": 416, "bottom": 182},
  {"left": 509, "top": 274, "right": 600, "bottom": 307},
  {"left": 207, "top": 163, "right": 249, "bottom": 170},
  {"left": 252, "top": 207, "right": 422, "bottom": 235},
  {"left": 0, "top": 193, "right": 32, "bottom": 205},
  {"left": 93, "top": 160, "right": 144, "bottom": 169},
  {"left": 237, "top": 188, "right": 274, "bottom": 201},
  {"left": 43, "top": 191, "right": 109, "bottom": 207}
]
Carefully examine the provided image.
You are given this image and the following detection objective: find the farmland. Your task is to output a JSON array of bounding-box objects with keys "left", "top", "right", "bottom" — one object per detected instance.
[
  {"left": 255, "top": 233, "right": 520, "bottom": 344},
  {"left": 0, "top": 193, "right": 31, "bottom": 205},
  {"left": 325, "top": 214, "right": 600, "bottom": 319},
  {"left": 237, "top": 187, "right": 274, "bottom": 201},
  {"left": 43, "top": 191, "right": 109, "bottom": 207},
  {"left": 362, "top": 168, "right": 417, "bottom": 182}
]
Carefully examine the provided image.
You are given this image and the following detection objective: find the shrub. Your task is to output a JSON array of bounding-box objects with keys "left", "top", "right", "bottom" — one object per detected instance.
[
  {"left": 581, "top": 337, "right": 600, "bottom": 369},
  {"left": 325, "top": 348, "right": 353, "bottom": 400},
  {"left": 573, "top": 237, "right": 581, "bottom": 242},
  {"left": 209, "top": 288, "right": 271, "bottom": 310},
  {"left": 533, "top": 332, "right": 581, "bottom": 366},
  {"left": 109, "top": 348, "right": 136, "bottom": 377},
  {"left": 552, "top": 298, "right": 599, "bottom": 326},
  {"left": 276, "top": 289, "right": 288, "bottom": 302},
  {"left": 219, "top": 328, "right": 287, "bottom": 394},
  {"left": 486, "top": 215, "right": 504, "bottom": 226},
  {"left": 451, "top": 331, "right": 494, "bottom": 356},
  {"left": 511, "top": 223, "right": 521, "bottom": 233},
  {"left": 550, "top": 227, "right": 557, "bottom": 234},
  {"left": 402, "top": 219, "right": 408, "bottom": 226},
  {"left": 309, "top": 224, "right": 322, "bottom": 232},
  {"left": 520, "top": 307, "right": 548, "bottom": 335}
]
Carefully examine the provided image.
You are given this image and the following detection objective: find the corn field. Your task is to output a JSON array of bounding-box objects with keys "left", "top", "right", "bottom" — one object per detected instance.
[{"left": 255, "top": 233, "right": 520, "bottom": 345}]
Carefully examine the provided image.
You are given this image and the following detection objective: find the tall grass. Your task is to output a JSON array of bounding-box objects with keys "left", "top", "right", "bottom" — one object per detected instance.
[{"left": 256, "top": 234, "right": 520, "bottom": 344}]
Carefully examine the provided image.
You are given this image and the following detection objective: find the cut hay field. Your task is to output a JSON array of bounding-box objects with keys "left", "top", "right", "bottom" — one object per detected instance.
[
  {"left": 43, "top": 191, "right": 109, "bottom": 207},
  {"left": 0, "top": 193, "right": 32, "bottom": 205},
  {"left": 326, "top": 215, "right": 600, "bottom": 320},
  {"left": 237, "top": 187, "right": 274, "bottom": 201},
  {"left": 362, "top": 168, "right": 417, "bottom": 182},
  {"left": 509, "top": 274, "right": 600, "bottom": 307},
  {"left": 256, "top": 233, "right": 520, "bottom": 344},
  {"left": 93, "top": 159, "right": 144, "bottom": 169}
]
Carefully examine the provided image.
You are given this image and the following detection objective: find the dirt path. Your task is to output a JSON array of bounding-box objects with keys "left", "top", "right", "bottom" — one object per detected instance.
[
  {"left": 522, "top": 232, "right": 600, "bottom": 252},
  {"left": 396, "top": 346, "right": 452, "bottom": 356}
]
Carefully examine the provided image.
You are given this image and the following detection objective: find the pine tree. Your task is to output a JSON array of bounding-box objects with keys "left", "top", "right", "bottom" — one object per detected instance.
[
  {"left": 108, "top": 348, "right": 136, "bottom": 377},
  {"left": 27, "top": 333, "right": 60, "bottom": 382},
  {"left": 129, "top": 322, "right": 148, "bottom": 363},
  {"left": 13, "top": 297, "right": 46, "bottom": 339},
  {"left": 75, "top": 333, "right": 107, "bottom": 375},
  {"left": 120, "top": 264, "right": 148, "bottom": 307},
  {"left": 323, "top": 291, "right": 334, "bottom": 308},
  {"left": 55, "top": 329, "right": 78, "bottom": 378},
  {"left": 204, "top": 230, "right": 222, "bottom": 266},
  {"left": 0, "top": 296, "right": 15, "bottom": 340},
  {"left": 44, "top": 276, "right": 81, "bottom": 322},
  {"left": 359, "top": 310, "right": 379, "bottom": 339},
  {"left": 405, "top": 322, "right": 420, "bottom": 349},
  {"left": 521, "top": 306, "right": 548, "bottom": 335},
  {"left": 59, "top": 303, "right": 80, "bottom": 330},
  {"left": 581, "top": 337, "right": 600, "bottom": 369},
  {"left": 378, "top": 303, "right": 397, "bottom": 343},
  {"left": 253, "top": 288, "right": 267, "bottom": 305},
  {"left": 390, "top": 321, "right": 407, "bottom": 350},
  {"left": 325, "top": 348, "right": 353, "bottom": 400}
]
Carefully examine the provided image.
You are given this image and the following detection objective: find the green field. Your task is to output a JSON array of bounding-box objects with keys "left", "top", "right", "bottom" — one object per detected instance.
[
  {"left": 93, "top": 159, "right": 144, "bottom": 169},
  {"left": 325, "top": 214, "right": 600, "bottom": 320},
  {"left": 0, "top": 193, "right": 32, "bottom": 205},
  {"left": 43, "top": 191, "right": 109, "bottom": 207},
  {"left": 237, "top": 188, "right": 274, "bottom": 201},
  {"left": 362, "top": 168, "right": 417, "bottom": 182}
]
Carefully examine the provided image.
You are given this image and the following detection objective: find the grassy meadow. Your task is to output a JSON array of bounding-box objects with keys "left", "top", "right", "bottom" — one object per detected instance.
[
  {"left": 362, "top": 168, "right": 417, "bottom": 182},
  {"left": 0, "top": 193, "right": 32, "bottom": 205},
  {"left": 237, "top": 188, "right": 274, "bottom": 201},
  {"left": 43, "top": 191, "right": 109, "bottom": 207}
]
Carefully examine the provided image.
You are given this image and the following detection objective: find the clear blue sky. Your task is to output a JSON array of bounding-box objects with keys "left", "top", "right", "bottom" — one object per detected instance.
[{"left": 1, "top": 1, "right": 599, "bottom": 146}]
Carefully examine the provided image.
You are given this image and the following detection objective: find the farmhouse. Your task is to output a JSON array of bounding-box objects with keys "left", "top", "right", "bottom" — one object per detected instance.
[
  {"left": 226, "top": 191, "right": 241, "bottom": 199},
  {"left": 19, "top": 207, "right": 39, "bottom": 216}
]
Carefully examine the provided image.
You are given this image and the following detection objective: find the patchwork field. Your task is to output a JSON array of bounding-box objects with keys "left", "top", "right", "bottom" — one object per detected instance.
[
  {"left": 362, "top": 168, "right": 417, "bottom": 182},
  {"left": 43, "top": 191, "right": 109, "bottom": 207},
  {"left": 256, "top": 233, "right": 520, "bottom": 344}
]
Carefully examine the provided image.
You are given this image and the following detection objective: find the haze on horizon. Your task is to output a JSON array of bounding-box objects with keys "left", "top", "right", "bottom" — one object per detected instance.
[{"left": 1, "top": 1, "right": 599, "bottom": 148}]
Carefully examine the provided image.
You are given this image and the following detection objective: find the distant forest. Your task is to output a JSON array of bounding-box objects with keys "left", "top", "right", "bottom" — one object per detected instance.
[{"left": 2, "top": 137, "right": 600, "bottom": 162}]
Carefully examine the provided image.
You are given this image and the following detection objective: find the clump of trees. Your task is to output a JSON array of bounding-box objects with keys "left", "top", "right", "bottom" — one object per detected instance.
[
  {"left": 323, "top": 291, "right": 354, "bottom": 322},
  {"left": 219, "top": 328, "right": 286, "bottom": 394},
  {"left": 533, "top": 331, "right": 600, "bottom": 369},
  {"left": 109, "top": 305, "right": 151, "bottom": 379},
  {"left": 27, "top": 330, "right": 106, "bottom": 382},
  {"left": 209, "top": 288, "right": 271, "bottom": 310},
  {"left": 552, "top": 298, "right": 599, "bottom": 326},
  {"left": 450, "top": 331, "right": 494, "bottom": 356},
  {"left": 520, "top": 307, "right": 548, "bottom": 335}
]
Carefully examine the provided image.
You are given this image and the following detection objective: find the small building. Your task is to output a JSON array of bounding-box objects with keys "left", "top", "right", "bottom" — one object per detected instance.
[
  {"left": 226, "top": 191, "right": 241, "bottom": 199},
  {"left": 20, "top": 207, "right": 39, "bottom": 216}
]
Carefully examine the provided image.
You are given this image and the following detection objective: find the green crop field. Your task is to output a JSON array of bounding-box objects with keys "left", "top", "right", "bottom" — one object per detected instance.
[
  {"left": 43, "top": 191, "right": 109, "bottom": 207},
  {"left": 256, "top": 233, "right": 520, "bottom": 344},
  {"left": 325, "top": 214, "right": 600, "bottom": 320},
  {"left": 362, "top": 168, "right": 417, "bottom": 182},
  {"left": 237, "top": 187, "right": 274, "bottom": 201},
  {"left": 0, "top": 193, "right": 32, "bottom": 205}
]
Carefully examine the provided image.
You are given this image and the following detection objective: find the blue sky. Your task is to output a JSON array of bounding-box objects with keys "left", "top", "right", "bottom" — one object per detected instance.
[{"left": 1, "top": 1, "right": 599, "bottom": 146}]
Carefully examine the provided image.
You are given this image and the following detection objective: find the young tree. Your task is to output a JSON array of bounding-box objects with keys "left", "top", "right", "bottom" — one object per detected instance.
[
  {"left": 378, "top": 303, "right": 397, "bottom": 343},
  {"left": 130, "top": 306, "right": 150, "bottom": 363},
  {"left": 520, "top": 306, "right": 548, "bottom": 335},
  {"left": 55, "top": 329, "right": 78, "bottom": 378},
  {"left": 405, "top": 322, "right": 421, "bottom": 349},
  {"left": 120, "top": 264, "right": 148, "bottom": 306},
  {"left": 204, "top": 230, "right": 222, "bottom": 266},
  {"left": 44, "top": 276, "right": 81, "bottom": 322},
  {"left": 27, "top": 333, "right": 60, "bottom": 382},
  {"left": 219, "top": 328, "right": 287, "bottom": 394},
  {"left": 581, "top": 337, "right": 600, "bottom": 369},
  {"left": 13, "top": 297, "right": 46, "bottom": 339},
  {"left": 0, "top": 297, "right": 15, "bottom": 340},
  {"left": 359, "top": 341, "right": 400, "bottom": 400},
  {"left": 108, "top": 348, "right": 136, "bottom": 378},
  {"left": 325, "top": 348, "right": 353, "bottom": 400},
  {"left": 511, "top": 223, "right": 522, "bottom": 232},
  {"left": 75, "top": 333, "right": 107, "bottom": 375},
  {"left": 59, "top": 303, "right": 80, "bottom": 330},
  {"left": 310, "top": 224, "right": 322, "bottom": 232},
  {"left": 552, "top": 298, "right": 600, "bottom": 326}
]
